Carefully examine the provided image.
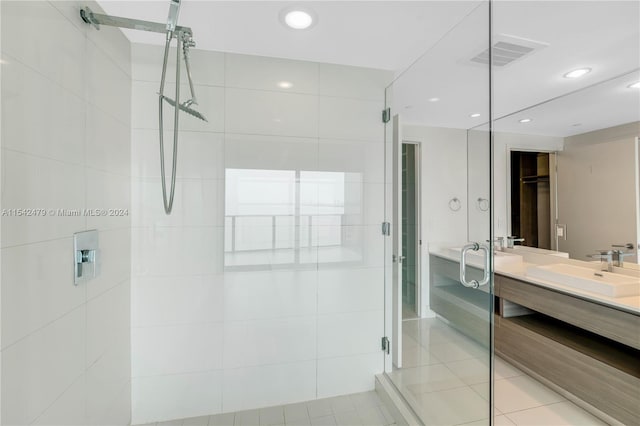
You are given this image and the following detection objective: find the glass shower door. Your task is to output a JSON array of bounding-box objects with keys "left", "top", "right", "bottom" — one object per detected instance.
[{"left": 383, "top": 2, "right": 494, "bottom": 424}]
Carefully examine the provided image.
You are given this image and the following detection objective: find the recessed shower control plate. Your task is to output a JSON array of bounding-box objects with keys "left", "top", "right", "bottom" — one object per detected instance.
[{"left": 74, "top": 230, "right": 99, "bottom": 285}]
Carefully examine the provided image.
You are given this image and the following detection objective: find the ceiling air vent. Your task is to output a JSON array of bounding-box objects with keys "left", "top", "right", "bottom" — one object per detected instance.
[{"left": 471, "top": 34, "right": 548, "bottom": 67}]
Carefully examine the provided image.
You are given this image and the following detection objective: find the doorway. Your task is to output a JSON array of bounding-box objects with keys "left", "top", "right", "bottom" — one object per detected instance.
[
  {"left": 510, "top": 151, "right": 553, "bottom": 249},
  {"left": 401, "top": 142, "right": 421, "bottom": 320}
]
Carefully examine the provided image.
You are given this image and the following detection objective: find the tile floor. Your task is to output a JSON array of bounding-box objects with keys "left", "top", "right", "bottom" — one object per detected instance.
[
  {"left": 390, "top": 317, "right": 608, "bottom": 426},
  {"left": 136, "top": 391, "right": 396, "bottom": 426}
]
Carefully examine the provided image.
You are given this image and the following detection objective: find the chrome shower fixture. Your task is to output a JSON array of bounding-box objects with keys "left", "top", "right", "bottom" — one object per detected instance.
[
  {"left": 81, "top": 2, "right": 208, "bottom": 215},
  {"left": 166, "top": 0, "right": 181, "bottom": 32}
]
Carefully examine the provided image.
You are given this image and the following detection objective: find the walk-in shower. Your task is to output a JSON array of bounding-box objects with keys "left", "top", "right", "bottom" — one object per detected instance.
[{"left": 81, "top": 0, "right": 207, "bottom": 214}]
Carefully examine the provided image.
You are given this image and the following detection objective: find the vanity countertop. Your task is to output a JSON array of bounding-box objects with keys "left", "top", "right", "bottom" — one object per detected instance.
[{"left": 430, "top": 248, "right": 640, "bottom": 316}]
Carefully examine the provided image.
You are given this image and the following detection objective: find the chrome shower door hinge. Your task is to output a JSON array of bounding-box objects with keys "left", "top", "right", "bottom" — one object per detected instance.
[
  {"left": 381, "top": 336, "right": 390, "bottom": 354},
  {"left": 382, "top": 108, "right": 391, "bottom": 123},
  {"left": 381, "top": 222, "right": 391, "bottom": 236}
]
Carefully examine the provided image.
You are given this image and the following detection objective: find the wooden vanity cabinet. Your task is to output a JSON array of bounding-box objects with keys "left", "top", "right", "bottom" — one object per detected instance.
[{"left": 495, "top": 274, "right": 640, "bottom": 425}]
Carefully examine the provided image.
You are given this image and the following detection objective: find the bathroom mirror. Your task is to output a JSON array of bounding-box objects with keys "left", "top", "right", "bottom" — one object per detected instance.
[
  {"left": 465, "top": 0, "right": 640, "bottom": 265},
  {"left": 491, "top": 71, "right": 640, "bottom": 265}
]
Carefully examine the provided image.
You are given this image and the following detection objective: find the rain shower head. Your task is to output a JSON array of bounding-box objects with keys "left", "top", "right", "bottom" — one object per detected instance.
[{"left": 161, "top": 95, "right": 208, "bottom": 122}]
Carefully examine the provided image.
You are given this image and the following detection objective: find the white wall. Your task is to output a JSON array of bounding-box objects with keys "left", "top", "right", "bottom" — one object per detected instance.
[
  {"left": 402, "top": 125, "right": 469, "bottom": 315},
  {"left": 557, "top": 122, "right": 640, "bottom": 261},
  {"left": 0, "top": 1, "right": 131, "bottom": 425},
  {"left": 467, "top": 130, "right": 491, "bottom": 243},
  {"left": 130, "top": 44, "right": 392, "bottom": 423}
]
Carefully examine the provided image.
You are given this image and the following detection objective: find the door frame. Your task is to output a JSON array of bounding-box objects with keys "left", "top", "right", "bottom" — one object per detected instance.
[
  {"left": 505, "top": 146, "right": 558, "bottom": 249},
  {"left": 401, "top": 140, "right": 423, "bottom": 319}
]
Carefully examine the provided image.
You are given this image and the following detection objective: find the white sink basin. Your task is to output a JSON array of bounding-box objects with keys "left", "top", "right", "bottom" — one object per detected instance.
[
  {"left": 448, "top": 247, "right": 523, "bottom": 269},
  {"left": 510, "top": 246, "right": 569, "bottom": 258},
  {"left": 526, "top": 264, "right": 640, "bottom": 297}
]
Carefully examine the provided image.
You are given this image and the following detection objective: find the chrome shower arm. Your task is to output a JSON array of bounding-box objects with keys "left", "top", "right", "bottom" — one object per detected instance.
[
  {"left": 80, "top": 7, "right": 192, "bottom": 37},
  {"left": 181, "top": 34, "right": 198, "bottom": 105}
]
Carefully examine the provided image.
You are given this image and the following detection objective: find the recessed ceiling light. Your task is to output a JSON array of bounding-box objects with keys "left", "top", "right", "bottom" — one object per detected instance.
[
  {"left": 563, "top": 68, "right": 591, "bottom": 79},
  {"left": 519, "top": 118, "right": 532, "bottom": 123},
  {"left": 277, "top": 81, "right": 293, "bottom": 89},
  {"left": 428, "top": 97, "right": 440, "bottom": 102},
  {"left": 628, "top": 81, "right": 640, "bottom": 89},
  {"left": 470, "top": 113, "right": 481, "bottom": 118},
  {"left": 280, "top": 8, "right": 316, "bottom": 30}
]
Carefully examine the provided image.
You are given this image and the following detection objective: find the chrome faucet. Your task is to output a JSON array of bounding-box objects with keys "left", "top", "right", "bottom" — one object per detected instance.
[
  {"left": 506, "top": 236, "right": 525, "bottom": 248},
  {"left": 487, "top": 237, "right": 505, "bottom": 252},
  {"left": 611, "top": 243, "right": 635, "bottom": 267},
  {"left": 589, "top": 250, "right": 614, "bottom": 272}
]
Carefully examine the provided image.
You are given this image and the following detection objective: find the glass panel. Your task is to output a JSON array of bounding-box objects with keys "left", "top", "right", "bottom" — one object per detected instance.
[
  {"left": 383, "top": 2, "right": 493, "bottom": 424},
  {"left": 490, "top": 3, "right": 640, "bottom": 424}
]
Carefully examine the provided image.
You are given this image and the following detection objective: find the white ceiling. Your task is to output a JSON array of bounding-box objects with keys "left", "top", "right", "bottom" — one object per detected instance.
[
  {"left": 389, "top": 1, "right": 640, "bottom": 135},
  {"left": 97, "top": 0, "right": 640, "bottom": 137},
  {"left": 97, "top": 1, "right": 481, "bottom": 71}
]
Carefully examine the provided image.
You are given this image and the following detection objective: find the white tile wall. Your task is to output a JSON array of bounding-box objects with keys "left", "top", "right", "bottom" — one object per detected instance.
[
  {"left": 317, "top": 353, "right": 382, "bottom": 398},
  {"left": 223, "top": 317, "right": 317, "bottom": 369},
  {"left": 133, "top": 371, "right": 224, "bottom": 423},
  {"left": 223, "top": 270, "right": 317, "bottom": 321},
  {"left": 222, "top": 361, "right": 317, "bottom": 412},
  {"left": 132, "top": 275, "right": 224, "bottom": 327},
  {"left": 133, "top": 322, "right": 222, "bottom": 377},
  {"left": 1, "top": 57, "right": 85, "bottom": 164},
  {"left": 1, "top": 237, "right": 85, "bottom": 349},
  {"left": 225, "top": 53, "right": 319, "bottom": 95},
  {"left": 319, "top": 97, "right": 384, "bottom": 142},
  {"left": 1, "top": 1, "right": 131, "bottom": 425},
  {"left": 225, "top": 88, "right": 319, "bottom": 137},
  {"left": 2, "top": 306, "right": 86, "bottom": 425},
  {"left": 131, "top": 44, "right": 392, "bottom": 423}
]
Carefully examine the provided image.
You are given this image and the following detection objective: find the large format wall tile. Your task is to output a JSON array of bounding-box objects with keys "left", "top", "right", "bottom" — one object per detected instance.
[
  {"left": 132, "top": 275, "right": 224, "bottom": 327},
  {"left": 1, "top": 1, "right": 85, "bottom": 98},
  {"left": 223, "top": 317, "right": 317, "bottom": 369},
  {"left": 130, "top": 45, "right": 388, "bottom": 422},
  {"left": 1, "top": 150, "right": 85, "bottom": 248},
  {"left": 131, "top": 43, "right": 224, "bottom": 86},
  {"left": 1, "top": 307, "right": 86, "bottom": 425},
  {"left": 132, "top": 322, "right": 222, "bottom": 377},
  {"left": 319, "top": 63, "right": 391, "bottom": 101},
  {"left": 1, "top": 238, "right": 85, "bottom": 349},
  {"left": 223, "top": 269, "right": 317, "bottom": 321},
  {"left": 132, "top": 371, "right": 223, "bottom": 424},
  {"left": 225, "top": 88, "right": 318, "bottom": 137},
  {"left": 131, "top": 129, "right": 224, "bottom": 180},
  {"left": 226, "top": 53, "right": 319, "bottom": 94},
  {"left": 1, "top": 1, "right": 132, "bottom": 424},
  {"left": 222, "top": 361, "right": 316, "bottom": 412},
  {"left": 317, "top": 353, "right": 383, "bottom": 398},
  {"left": 1, "top": 57, "right": 85, "bottom": 165}
]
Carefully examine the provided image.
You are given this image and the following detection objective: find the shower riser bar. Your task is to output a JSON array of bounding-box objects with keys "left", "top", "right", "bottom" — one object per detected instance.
[{"left": 80, "top": 7, "right": 192, "bottom": 37}]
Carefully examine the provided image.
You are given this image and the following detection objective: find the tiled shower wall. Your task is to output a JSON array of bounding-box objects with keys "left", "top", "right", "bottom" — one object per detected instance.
[
  {"left": 0, "top": 1, "right": 131, "bottom": 425},
  {"left": 130, "top": 44, "right": 392, "bottom": 423}
]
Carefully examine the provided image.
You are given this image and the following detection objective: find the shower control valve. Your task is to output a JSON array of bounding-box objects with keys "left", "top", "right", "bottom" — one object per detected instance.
[{"left": 74, "top": 230, "right": 99, "bottom": 285}]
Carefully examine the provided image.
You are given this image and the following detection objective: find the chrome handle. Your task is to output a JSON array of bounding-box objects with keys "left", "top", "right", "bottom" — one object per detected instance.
[
  {"left": 392, "top": 255, "right": 406, "bottom": 263},
  {"left": 459, "top": 243, "right": 490, "bottom": 289},
  {"left": 612, "top": 243, "right": 634, "bottom": 250}
]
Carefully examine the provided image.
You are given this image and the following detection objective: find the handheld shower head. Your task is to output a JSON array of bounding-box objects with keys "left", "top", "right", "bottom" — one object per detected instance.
[{"left": 166, "top": 0, "right": 181, "bottom": 32}]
